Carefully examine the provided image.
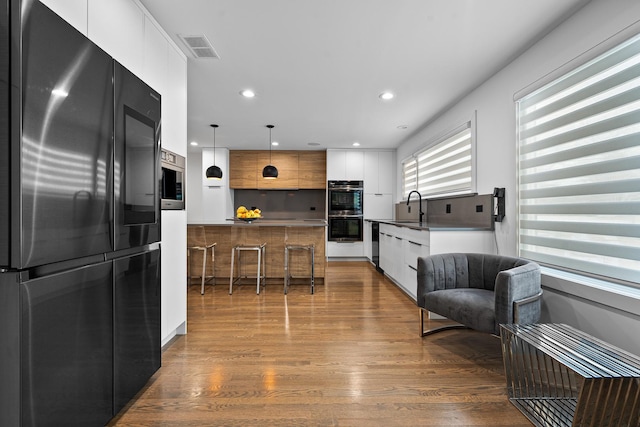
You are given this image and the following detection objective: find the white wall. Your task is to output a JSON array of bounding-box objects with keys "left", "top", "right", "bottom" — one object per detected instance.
[
  {"left": 40, "top": 0, "right": 189, "bottom": 345},
  {"left": 186, "top": 148, "right": 234, "bottom": 224},
  {"left": 396, "top": 0, "right": 640, "bottom": 355}
]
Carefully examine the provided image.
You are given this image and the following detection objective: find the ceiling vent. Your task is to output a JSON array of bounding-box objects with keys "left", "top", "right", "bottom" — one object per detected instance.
[{"left": 178, "top": 34, "right": 220, "bottom": 59}]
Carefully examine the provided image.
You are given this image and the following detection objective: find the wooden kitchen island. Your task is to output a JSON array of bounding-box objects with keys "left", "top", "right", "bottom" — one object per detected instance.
[{"left": 187, "top": 220, "right": 327, "bottom": 285}]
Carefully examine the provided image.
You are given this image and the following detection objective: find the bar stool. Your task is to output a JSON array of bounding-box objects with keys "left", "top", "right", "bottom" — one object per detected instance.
[
  {"left": 187, "top": 226, "right": 216, "bottom": 295},
  {"left": 284, "top": 243, "right": 315, "bottom": 294},
  {"left": 229, "top": 243, "right": 267, "bottom": 294}
]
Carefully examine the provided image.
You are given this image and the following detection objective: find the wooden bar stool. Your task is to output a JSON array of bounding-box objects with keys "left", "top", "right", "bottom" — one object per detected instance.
[
  {"left": 187, "top": 226, "right": 216, "bottom": 295},
  {"left": 284, "top": 243, "right": 314, "bottom": 294},
  {"left": 229, "top": 243, "right": 266, "bottom": 294}
]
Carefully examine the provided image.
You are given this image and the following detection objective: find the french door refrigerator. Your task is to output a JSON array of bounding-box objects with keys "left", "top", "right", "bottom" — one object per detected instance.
[{"left": 0, "top": 1, "right": 162, "bottom": 426}]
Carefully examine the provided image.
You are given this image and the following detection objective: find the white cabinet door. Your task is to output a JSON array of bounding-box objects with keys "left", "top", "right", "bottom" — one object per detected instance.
[
  {"left": 88, "top": 0, "right": 145, "bottom": 76},
  {"left": 380, "top": 224, "right": 403, "bottom": 283},
  {"left": 364, "top": 151, "right": 394, "bottom": 194},
  {"left": 162, "top": 45, "right": 187, "bottom": 155},
  {"left": 363, "top": 151, "right": 379, "bottom": 193},
  {"left": 40, "top": 0, "right": 88, "bottom": 35},
  {"left": 378, "top": 231, "right": 392, "bottom": 273},
  {"left": 389, "top": 232, "right": 403, "bottom": 283},
  {"left": 363, "top": 193, "right": 393, "bottom": 220},
  {"left": 345, "top": 151, "right": 364, "bottom": 181},
  {"left": 327, "top": 241, "right": 364, "bottom": 257},
  {"left": 327, "top": 149, "right": 364, "bottom": 181},
  {"left": 377, "top": 151, "right": 395, "bottom": 194},
  {"left": 326, "top": 150, "right": 346, "bottom": 181},
  {"left": 364, "top": 221, "right": 372, "bottom": 260},
  {"left": 142, "top": 16, "right": 167, "bottom": 94}
]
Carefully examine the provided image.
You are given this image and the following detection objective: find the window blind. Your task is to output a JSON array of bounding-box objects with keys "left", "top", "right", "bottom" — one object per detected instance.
[
  {"left": 517, "top": 32, "right": 640, "bottom": 285},
  {"left": 402, "top": 124, "right": 472, "bottom": 199}
]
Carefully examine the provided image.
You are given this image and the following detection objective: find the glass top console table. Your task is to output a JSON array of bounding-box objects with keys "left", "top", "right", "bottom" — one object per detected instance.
[{"left": 500, "top": 323, "right": 640, "bottom": 427}]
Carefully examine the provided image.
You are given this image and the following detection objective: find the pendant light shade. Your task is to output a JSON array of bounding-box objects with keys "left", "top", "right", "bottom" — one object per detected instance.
[
  {"left": 206, "top": 124, "right": 223, "bottom": 180},
  {"left": 262, "top": 124, "right": 278, "bottom": 179},
  {"left": 206, "top": 164, "right": 223, "bottom": 180}
]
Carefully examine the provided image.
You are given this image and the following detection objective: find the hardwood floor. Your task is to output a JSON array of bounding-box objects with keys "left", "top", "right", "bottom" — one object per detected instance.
[{"left": 108, "top": 261, "right": 531, "bottom": 426}]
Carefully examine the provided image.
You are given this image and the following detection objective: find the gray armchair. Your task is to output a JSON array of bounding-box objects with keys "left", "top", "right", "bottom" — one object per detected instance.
[{"left": 417, "top": 253, "right": 542, "bottom": 336}]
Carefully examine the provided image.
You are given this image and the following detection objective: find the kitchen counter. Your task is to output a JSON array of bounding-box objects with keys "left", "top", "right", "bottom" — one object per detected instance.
[
  {"left": 365, "top": 218, "right": 493, "bottom": 231},
  {"left": 187, "top": 222, "right": 326, "bottom": 281},
  {"left": 189, "top": 219, "right": 327, "bottom": 227}
]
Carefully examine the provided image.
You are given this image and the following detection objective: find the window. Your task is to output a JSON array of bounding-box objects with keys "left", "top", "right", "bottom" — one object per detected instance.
[
  {"left": 402, "top": 122, "right": 473, "bottom": 199},
  {"left": 517, "top": 32, "right": 640, "bottom": 286}
]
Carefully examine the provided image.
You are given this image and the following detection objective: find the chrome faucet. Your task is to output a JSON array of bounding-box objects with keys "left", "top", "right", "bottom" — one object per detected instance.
[{"left": 406, "top": 190, "right": 424, "bottom": 224}]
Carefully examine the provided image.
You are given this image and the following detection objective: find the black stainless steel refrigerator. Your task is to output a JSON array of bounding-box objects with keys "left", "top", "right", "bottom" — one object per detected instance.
[{"left": 0, "top": 1, "right": 162, "bottom": 426}]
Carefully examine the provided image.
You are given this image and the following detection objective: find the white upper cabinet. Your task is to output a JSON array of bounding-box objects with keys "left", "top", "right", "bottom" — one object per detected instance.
[
  {"left": 142, "top": 17, "right": 167, "bottom": 93},
  {"left": 364, "top": 151, "right": 394, "bottom": 194},
  {"left": 326, "top": 149, "right": 364, "bottom": 181},
  {"left": 88, "top": 0, "right": 145, "bottom": 76},
  {"left": 40, "top": 0, "right": 88, "bottom": 35},
  {"left": 377, "top": 151, "right": 394, "bottom": 194},
  {"left": 363, "top": 151, "right": 394, "bottom": 219}
]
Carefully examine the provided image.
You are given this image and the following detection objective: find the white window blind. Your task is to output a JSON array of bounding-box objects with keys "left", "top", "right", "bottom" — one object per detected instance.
[
  {"left": 402, "top": 124, "right": 472, "bottom": 199},
  {"left": 517, "top": 32, "right": 640, "bottom": 286}
]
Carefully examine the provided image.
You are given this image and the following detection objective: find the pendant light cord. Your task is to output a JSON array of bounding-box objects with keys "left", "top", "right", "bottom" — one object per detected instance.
[
  {"left": 267, "top": 124, "right": 275, "bottom": 163},
  {"left": 269, "top": 126, "right": 272, "bottom": 163},
  {"left": 211, "top": 124, "right": 218, "bottom": 162}
]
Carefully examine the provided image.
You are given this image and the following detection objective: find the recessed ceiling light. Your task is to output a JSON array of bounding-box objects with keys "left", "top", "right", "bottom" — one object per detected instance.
[
  {"left": 190, "top": 141, "right": 198, "bottom": 146},
  {"left": 352, "top": 142, "right": 360, "bottom": 147},
  {"left": 271, "top": 141, "right": 279, "bottom": 146},
  {"left": 379, "top": 91, "right": 394, "bottom": 100},
  {"left": 397, "top": 125, "right": 408, "bottom": 130},
  {"left": 240, "top": 89, "right": 256, "bottom": 98}
]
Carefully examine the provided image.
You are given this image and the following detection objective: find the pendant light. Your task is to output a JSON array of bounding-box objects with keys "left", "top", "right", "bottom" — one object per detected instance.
[
  {"left": 205, "top": 124, "right": 223, "bottom": 180},
  {"left": 262, "top": 124, "right": 278, "bottom": 179}
]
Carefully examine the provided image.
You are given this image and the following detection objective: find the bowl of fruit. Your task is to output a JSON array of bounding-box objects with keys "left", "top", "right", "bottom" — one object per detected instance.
[{"left": 236, "top": 206, "right": 262, "bottom": 222}]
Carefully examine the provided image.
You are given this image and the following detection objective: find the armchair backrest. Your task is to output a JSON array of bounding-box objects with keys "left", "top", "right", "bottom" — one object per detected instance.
[
  {"left": 417, "top": 253, "right": 537, "bottom": 307},
  {"left": 465, "top": 253, "right": 533, "bottom": 291}
]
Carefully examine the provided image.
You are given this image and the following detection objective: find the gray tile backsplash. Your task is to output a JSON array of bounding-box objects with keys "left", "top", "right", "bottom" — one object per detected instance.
[
  {"left": 395, "top": 193, "right": 495, "bottom": 229},
  {"left": 234, "top": 189, "right": 326, "bottom": 219}
]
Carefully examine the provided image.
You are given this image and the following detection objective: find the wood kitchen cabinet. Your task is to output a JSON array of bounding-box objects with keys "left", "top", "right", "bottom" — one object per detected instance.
[
  {"left": 229, "top": 150, "right": 326, "bottom": 189},
  {"left": 298, "top": 151, "right": 326, "bottom": 189},
  {"left": 256, "top": 151, "right": 299, "bottom": 189},
  {"left": 228, "top": 150, "right": 258, "bottom": 188}
]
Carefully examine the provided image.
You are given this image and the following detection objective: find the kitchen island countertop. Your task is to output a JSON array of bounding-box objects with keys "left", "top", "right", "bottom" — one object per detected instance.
[{"left": 189, "top": 219, "right": 327, "bottom": 227}]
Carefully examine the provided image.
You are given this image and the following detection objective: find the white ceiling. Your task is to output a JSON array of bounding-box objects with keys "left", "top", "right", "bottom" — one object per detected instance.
[{"left": 140, "top": 0, "right": 590, "bottom": 152}]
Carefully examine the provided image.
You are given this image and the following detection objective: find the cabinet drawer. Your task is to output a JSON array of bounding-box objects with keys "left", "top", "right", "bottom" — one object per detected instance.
[
  {"left": 404, "top": 227, "right": 430, "bottom": 247},
  {"left": 405, "top": 239, "right": 429, "bottom": 269}
]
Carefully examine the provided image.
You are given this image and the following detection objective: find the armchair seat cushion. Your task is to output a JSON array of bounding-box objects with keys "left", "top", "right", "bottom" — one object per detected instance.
[{"left": 424, "top": 289, "right": 495, "bottom": 334}]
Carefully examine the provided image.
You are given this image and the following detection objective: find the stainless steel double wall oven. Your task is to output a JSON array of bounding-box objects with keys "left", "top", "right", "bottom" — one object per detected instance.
[{"left": 328, "top": 180, "right": 363, "bottom": 242}]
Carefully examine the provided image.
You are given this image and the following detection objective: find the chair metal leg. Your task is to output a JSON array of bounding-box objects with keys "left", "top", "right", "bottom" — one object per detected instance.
[
  {"left": 284, "top": 246, "right": 289, "bottom": 295},
  {"left": 229, "top": 247, "right": 236, "bottom": 294},
  {"left": 200, "top": 247, "right": 207, "bottom": 295},
  {"left": 420, "top": 308, "right": 468, "bottom": 337},
  {"left": 310, "top": 246, "right": 314, "bottom": 295},
  {"left": 256, "top": 246, "right": 261, "bottom": 294}
]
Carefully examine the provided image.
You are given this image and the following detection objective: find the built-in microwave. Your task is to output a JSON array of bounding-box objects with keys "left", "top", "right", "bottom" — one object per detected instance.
[{"left": 161, "top": 149, "right": 185, "bottom": 210}]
